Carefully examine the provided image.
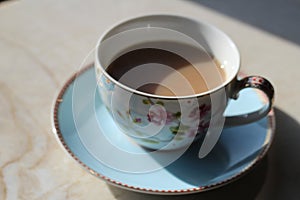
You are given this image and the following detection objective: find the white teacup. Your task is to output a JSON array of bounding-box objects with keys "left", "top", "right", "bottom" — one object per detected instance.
[{"left": 95, "top": 15, "right": 274, "bottom": 151}]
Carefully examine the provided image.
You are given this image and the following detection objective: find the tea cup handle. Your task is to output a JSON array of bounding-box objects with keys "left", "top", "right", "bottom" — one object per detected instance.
[{"left": 225, "top": 76, "right": 275, "bottom": 126}]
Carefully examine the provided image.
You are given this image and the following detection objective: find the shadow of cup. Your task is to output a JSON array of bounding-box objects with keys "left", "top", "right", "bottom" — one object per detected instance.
[
  {"left": 255, "top": 108, "right": 300, "bottom": 199},
  {"left": 108, "top": 107, "right": 300, "bottom": 199},
  {"left": 108, "top": 157, "right": 267, "bottom": 200},
  {"left": 106, "top": 109, "right": 279, "bottom": 200},
  {"left": 108, "top": 146, "right": 268, "bottom": 200}
]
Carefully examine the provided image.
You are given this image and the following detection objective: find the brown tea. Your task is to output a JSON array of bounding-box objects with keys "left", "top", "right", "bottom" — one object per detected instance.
[{"left": 106, "top": 46, "right": 226, "bottom": 96}]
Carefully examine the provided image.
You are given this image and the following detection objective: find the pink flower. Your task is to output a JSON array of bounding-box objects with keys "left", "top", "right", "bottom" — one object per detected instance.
[
  {"left": 189, "top": 107, "right": 200, "bottom": 121},
  {"left": 188, "top": 104, "right": 211, "bottom": 121},
  {"left": 186, "top": 120, "right": 210, "bottom": 136},
  {"left": 199, "top": 104, "right": 211, "bottom": 117},
  {"left": 198, "top": 121, "right": 210, "bottom": 134},
  {"left": 147, "top": 105, "right": 173, "bottom": 125},
  {"left": 133, "top": 118, "right": 142, "bottom": 123}
]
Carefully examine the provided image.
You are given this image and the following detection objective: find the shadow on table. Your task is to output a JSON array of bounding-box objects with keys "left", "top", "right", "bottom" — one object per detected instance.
[
  {"left": 108, "top": 107, "right": 300, "bottom": 199},
  {"left": 0, "top": 0, "right": 12, "bottom": 4},
  {"left": 256, "top": 108, "right": 300, "bottom": 200},
  {"left": 188, "top": 0, "right": 300, "bottom": 45}
]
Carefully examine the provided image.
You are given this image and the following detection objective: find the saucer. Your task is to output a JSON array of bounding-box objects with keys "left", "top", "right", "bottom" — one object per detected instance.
[{"left": 52, "top": 64, "right": 275, "bottom": 195}]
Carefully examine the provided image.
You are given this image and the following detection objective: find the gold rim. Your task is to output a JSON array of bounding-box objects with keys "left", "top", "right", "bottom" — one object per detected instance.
[{"left": 52, "top": 64, "right": 275, "bottom": 194}]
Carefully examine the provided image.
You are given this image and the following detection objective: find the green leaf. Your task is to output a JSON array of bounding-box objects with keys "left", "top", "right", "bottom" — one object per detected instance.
[
  {"left": 142, "top": 99, "right": 151, "bottom": 104},
  {"left": 170, "top": 124, "right": 190, "bottom": 135},
  {"left": 179, "top": 124, "right": 190, "bottom": 131},
  {"left": 156, "top": 101, "right": 164, "bottom": 106},
  {"left": 173, "top": 111, "right": 181, "bottom": 119},
  {"left": 170, "top": 126, "right": 179, "bottom": 134},
  {"left": 141, "top": 138, "right": 159, "bottom": 144}
]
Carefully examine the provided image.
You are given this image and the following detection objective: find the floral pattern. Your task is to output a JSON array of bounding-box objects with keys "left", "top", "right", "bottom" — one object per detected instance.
[
  {"left": 97, "top": 69, "right": 213, "bottom": 149},
  {"left": 117, "top": 97, "right": 212, "bottom": 145},
  {"left": 147, "top": 106, "right": 174, "bottom": 125},
  {"left": 188, "top": 104, "right": 211, "bottom": 121}
]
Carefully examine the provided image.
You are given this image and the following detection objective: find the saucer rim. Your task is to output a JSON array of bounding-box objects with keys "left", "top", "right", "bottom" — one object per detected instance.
[{"left": 52, "top": 64, "right": 276, "bottom": 195}]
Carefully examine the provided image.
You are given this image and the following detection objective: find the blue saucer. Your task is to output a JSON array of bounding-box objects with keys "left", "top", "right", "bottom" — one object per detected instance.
[{"left": 52, "top": 65, "right": 275, "bottom": 195}]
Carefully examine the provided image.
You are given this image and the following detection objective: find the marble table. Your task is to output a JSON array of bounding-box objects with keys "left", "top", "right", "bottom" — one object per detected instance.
[{"left": 1, "top": 0, "right": 300, "bottom": 199}]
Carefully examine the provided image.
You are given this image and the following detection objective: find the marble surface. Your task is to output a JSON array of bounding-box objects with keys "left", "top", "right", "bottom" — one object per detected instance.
[{"left": 0, "top": 0, "right": 300, "bottom": 199}]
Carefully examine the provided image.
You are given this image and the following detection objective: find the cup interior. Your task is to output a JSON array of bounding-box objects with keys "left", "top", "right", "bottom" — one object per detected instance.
[{"left": 96, "top": 15, "right": 240, "bottom": 97}]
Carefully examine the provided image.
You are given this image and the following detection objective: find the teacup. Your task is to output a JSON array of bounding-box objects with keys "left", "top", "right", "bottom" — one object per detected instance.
[{"left": 95, "top": 14, "right": 274, "bottom": 151}]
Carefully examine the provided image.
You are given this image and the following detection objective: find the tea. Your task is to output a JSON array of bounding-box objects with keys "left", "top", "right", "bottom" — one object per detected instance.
[{"left": 106, "top": 46, "right": 226, "bottom": 96}]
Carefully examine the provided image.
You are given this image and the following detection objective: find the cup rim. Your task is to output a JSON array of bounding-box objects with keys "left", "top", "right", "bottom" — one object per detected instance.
[{"left": 95, "top": 14, "right": 240, "bottom": 99}]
